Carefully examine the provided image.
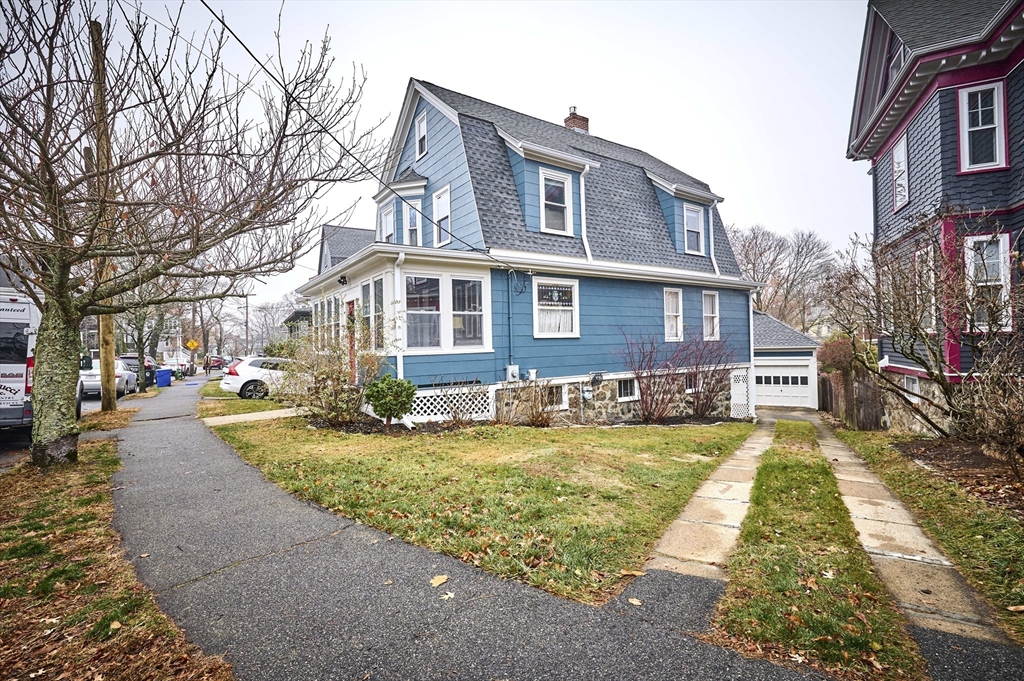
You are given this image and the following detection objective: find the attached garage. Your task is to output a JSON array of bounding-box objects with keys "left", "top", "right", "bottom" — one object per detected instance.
[{"left": 751, "top": 311, "right": 820, "bottom": 409}]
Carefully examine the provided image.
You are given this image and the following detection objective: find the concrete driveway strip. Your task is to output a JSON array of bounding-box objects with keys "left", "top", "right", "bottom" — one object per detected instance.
[{"left": 112, "top": 378, "right": 811, "bottom": 681}]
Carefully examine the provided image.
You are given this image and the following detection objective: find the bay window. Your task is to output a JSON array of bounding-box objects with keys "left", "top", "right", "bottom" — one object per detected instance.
[
  {"left": 892, "top": 134, "right": 908, "bottom": 211},
  {"left": 380, "top": 206, "right": 395, "bottom": 243},
  {"left": 533, "top": 277, "right": 579, "bottom": 338},
  {"left": 405, "top": 199, "right": 421, "bottom": 247},
  {"left": 959, "top": 82, "right": 1006, "bottom": 170},
  {"left": 539, "top": 168, "right": 572, "bottom": 236},
  {"left": 966, "top": 233, "right": 1011, "bottom": 331}
]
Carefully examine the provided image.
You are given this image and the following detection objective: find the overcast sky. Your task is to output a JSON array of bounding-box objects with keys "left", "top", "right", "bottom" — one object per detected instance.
[{"left": 160, "top": 0, "right": 872, "bottom": 306}]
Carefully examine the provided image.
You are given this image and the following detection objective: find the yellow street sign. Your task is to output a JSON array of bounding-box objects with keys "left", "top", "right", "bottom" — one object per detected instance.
[{"left": 185, "top": 339, "right": 199, "bottom": 351}]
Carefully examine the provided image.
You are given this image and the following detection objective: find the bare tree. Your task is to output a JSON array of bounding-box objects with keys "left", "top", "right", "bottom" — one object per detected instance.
[
  {"left": 728, "top": 225, "right": 835, "bottom": 331},
  {"left": 679, "top": 334, "right": 736, "bottom": 419},
  {"left": 0, "top": 0, "right": 383, "bottom": 464}
]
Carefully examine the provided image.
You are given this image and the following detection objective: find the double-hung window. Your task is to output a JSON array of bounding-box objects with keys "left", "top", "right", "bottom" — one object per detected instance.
[
  {"left": 904, "top": 375, "right": 920, "bottom": 404},
  {"left": 966, "top": 233, "right": 1011, "bottom": 330},
  {"left": 361, "top": 278, "right": 385, "bottom": 349},
  {"left": 539, "top": 168, "right": 572, "bottom": 236},
  {"left": 415, "top": 112, "right": 428, "bottom": 159},
  {"left": 380, "top": 206, "right": 395, "bottom": 243},
  {"left": 959, "top": 82, "right": 1006, "bottom": 170},
  {"left": 405, "top": 199, "right": 421, "bottom": 247},
  {"left": 433, "top": 186, "right": 451, "bottom": 246},
  {"left": 702, "top": 291, "right": 719, "bottom": 340},
  {"left": 914, "top": 247, "right": 935, "bottom": 330},
  {"left": 452, "top": 279, "right": 483, "bottom": 347},
  {"left": 664, "top": 288, "right": 682, "bottom": 341},
  {"left": 533, "top": 277, "right": 579, "bottom": 338},
  {"left": 405, "top": 276, "right": 441, "bottom": 348},
  {"left": 684, "top": 205, "right": 704, "bottom": 255},
  {"left": 892, "top": 134, "right": 909, "bottom": 211}
]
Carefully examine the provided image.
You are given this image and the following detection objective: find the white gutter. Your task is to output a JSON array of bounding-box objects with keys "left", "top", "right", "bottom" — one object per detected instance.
[
  {"left": 708, "top": 199, "right": 720, "bottom": 276},
  {"left": 748, "top": 290, "right": 756, "bottom": 420},
  {"left": 580, "top": 165, "right": 593, "bottom": 262},
  {"left": 494, "top": 126, "right": 601, "bottom": 172},
  {"left": 394, "top": 252, "right": 406, "bottom": 379}
]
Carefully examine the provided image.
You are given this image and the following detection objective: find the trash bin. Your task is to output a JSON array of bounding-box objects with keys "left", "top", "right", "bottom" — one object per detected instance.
[{"left": 155, "top": 368, "right": 172, "bottom": 388}]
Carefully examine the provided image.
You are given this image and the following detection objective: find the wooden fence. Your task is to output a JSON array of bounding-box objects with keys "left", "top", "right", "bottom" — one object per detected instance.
[{"left": 818, "top": 370, "right": 883, "bottom": 431}]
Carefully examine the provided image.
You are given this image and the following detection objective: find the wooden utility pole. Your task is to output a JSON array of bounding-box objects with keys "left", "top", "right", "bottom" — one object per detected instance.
[{"left": 90, "top": 19, "right": 117, "bottom": 412}]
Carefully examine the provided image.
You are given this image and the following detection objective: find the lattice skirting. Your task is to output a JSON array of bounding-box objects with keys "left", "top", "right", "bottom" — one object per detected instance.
[
  {"left": 730, "top": 370, "right": 750, "bottom": 419},
  {"left": 408, "top": 388, "right": 494, "bottom": 423}
]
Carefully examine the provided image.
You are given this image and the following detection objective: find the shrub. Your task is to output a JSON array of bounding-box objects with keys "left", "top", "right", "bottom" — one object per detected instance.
[{"left": 364, "top": 375, "right": 417, "bottom": 427}]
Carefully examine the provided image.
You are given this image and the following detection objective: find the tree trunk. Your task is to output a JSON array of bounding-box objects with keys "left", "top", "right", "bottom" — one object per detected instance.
[
  {"left": 32, "top": 300, "right": 84, "bottom": 466},
  {"left": 135, "top": 323, "right": 148, "bottom": 394}
]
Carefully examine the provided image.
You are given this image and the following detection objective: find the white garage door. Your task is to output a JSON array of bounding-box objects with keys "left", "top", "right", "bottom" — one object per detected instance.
[{"left": 755, "top": 364, "right": 814, "bottom": 408}]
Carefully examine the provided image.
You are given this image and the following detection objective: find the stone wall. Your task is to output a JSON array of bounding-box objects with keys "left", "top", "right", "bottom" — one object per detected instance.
[{"left": 881, "top": 375, "right": 949, "bottom": 434}]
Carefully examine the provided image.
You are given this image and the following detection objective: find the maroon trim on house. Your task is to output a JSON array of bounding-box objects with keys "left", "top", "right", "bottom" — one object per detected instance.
[
  {"left": 880, "top": 363, "right": 930, "bottom": 378},
  {"left": 940, "top": 219, "right": 962, "bottom": 373}
]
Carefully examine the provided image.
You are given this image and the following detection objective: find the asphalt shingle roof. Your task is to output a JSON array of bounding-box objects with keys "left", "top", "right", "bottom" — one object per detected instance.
[
  {"left": 752, "top": 311, "right": 820, "bottom": 350},
  {"left": 395, "top": 167, "right": 427, "bottom": 183},
  {"left": 872, "top": 0, "right": 1012, "bottom": 53},
  {"left": 318, "top": 225, "right": 374, "bottom": 274}
]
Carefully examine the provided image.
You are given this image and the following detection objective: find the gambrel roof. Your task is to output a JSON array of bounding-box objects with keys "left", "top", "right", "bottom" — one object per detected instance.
[
  {"left": 752, "top": 311, "right": 820, "bottom": 350},
  {"left": 872, "top": 0, "right": 1011, "bottom": 53}
]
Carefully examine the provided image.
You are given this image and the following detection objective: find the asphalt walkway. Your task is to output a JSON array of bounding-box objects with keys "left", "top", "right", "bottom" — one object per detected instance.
[{"left": 110, "top": 377, "right": 809, "bottom": 681}]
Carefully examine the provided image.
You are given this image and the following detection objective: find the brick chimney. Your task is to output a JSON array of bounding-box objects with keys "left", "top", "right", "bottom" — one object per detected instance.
[{"left": 564, "top": 106, "right": 589, "bottom": 135}]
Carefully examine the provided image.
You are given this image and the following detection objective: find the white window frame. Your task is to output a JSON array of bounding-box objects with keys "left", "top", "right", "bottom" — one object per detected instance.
[
  {"left": 958, "top": 82, "right": 1007, "bottom": 171},
  {"left": 532, "top": 276, "right": 580, "bottom": 339},
  {"left": 541, "top": 383, "right": 569, "bottom": 411},
  {"left": 401, "top": 270, "right": 492, "bottom": 354},
  {"left": 892, "top": 134, "right": 909, "bottom": 211},
  {"left": 683, "top": 204, "right": 704, "bottom": 256},
  {"left": 539, "top": 167, "right": 574, "bottom": 237},
  {"left": 965, "top": 233, "right": 1012, "bottom": 331},
  {"left": 404, "top": 199, "right": 422, "bottom": 247},
  {"left": 617, "top": 377, "right": 638, "bottom": 402},
  {"left": 904, "top": 375, "right": 920, "bottom": 404},
  {"left": 664, "top": 288, "right": 683, "bottom": 341},
  {"left": 433, "top": 185, "right": 451, "bottom": 247},
  {"left": 702, "top": 291, "right": 720, "bottom": 341},
  {"left": 914, "top": 246, "right": 936, "bottom": 332},
  {"left": 415, "top": 112, "right": 428, "bottom": 160},
  {"left": 380, "top": 205, "right": 395, "bottom": 243}
]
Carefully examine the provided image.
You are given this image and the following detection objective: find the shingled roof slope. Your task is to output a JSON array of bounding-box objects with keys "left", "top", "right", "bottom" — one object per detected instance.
[
  {"left": 752, "top": 311, "right": 820, "bottom": 350},
  {"left": 872, "top": 0, "right": 1011, "bottom": 53},
  {"left": 318, "top": 225, "right": 374, "bottom": 274}
]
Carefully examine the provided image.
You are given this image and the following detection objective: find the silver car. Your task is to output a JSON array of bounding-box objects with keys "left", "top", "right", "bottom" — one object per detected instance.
[{"left": 80, "top": 359, "right": 138, "bottom": 398}]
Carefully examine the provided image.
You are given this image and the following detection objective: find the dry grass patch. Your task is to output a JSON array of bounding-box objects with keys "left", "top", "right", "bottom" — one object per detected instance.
[
  {"left": 0, "top": 440, "right": 232, "bottom": 680},
  {"left": 77, "top": 407, "right": 138, "bottom": 432},
  {"left": 197, "top": 399, "right": 284, "bottom": 419},
  {"left": 214, "top": 418, "right": 754, "bottom": 603},
  {"left": 123, "top": 387, "right": 165, "bottom": 400}
]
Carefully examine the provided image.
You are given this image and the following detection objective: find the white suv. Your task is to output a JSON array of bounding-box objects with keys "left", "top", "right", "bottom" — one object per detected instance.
[{"left": 220, "top": 356, "right": 288, "bottom": 399}]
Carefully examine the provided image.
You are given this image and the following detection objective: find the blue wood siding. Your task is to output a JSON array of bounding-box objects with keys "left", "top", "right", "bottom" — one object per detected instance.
[
  {"left": 394, "top": 98, "right": 483, "bottom": 250},
  {"left": 505, "top": 153, "right": 583, "bottom": 238},
  {"left": 402, "top": 269, "right": 750, "bottom": 386},
  {"left": 652, "top": 187, "right": 711, "bottom": 257}
]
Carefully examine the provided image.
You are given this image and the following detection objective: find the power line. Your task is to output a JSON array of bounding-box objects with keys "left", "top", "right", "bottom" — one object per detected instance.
[{"left": 194, "top": 0, "right": 521, "bottom": 275}]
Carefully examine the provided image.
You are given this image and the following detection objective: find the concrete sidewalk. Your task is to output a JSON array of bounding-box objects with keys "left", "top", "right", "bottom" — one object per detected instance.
[
  {"left": 110, "top": 377, "right": 809, "bottom": 681},
  {"left": 201, "top": 406, "right": 307, "bottom": 427}
]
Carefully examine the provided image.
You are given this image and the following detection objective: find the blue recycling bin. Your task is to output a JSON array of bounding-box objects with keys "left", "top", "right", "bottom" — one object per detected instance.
[{"left": 155, "top": 368, "right": 172, "bottom": 388}]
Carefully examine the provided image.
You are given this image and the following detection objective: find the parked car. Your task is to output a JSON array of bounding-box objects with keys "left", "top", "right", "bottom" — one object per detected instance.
[
  {"left": 220, "top": 356, "right": 288, "bottom": 399},
  {"left": 208, "top": 355, "right": 225, "bottom": 370},
  {"left": 79, "top": 358, "right": 138, "bottom": 398},
  {"left": 118, "top": 353, "right": 157, "bottom": 386}
]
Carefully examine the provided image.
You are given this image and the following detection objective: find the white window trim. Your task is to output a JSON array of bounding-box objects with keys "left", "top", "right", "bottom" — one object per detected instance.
[
  {"left": 683, "top": 204, "right": 705, "bottom": 256},
  {"left": 965, "top": 233, "right": 1012, "bottom": 331},
  {"left": 958, "top": 81, "right": 1007, "bottom": 171},
  {"left": 617, "top": 377, "right": 639, "bottom": 402},
  {"left": 380, "top": 205, "right": 395, "bottom": 243},
  {"left": 415, "top": 112, "right": 428, "bottom": 160},
  {"left": 404, "top": 199, "right": 422, "bottom": 247},
  {"left": 904, "top": 375, "right": 920, "bottom": 404},
  {"left": 892, "top": 134, "right": 909, "bottom": 212},
  {"left": 532, "top": 276, "right": 580, "bottom": 339},
  {"left": 702, "top": 290, "right": 720, "bottom": 341},
  {"left": 542, "top": 383, "right": 570, "bottom": 411},
  {"left": 664, "top": 287, "right": 683, "bottom": 342},
  {"left": 914, "top": 246, "right": 936, "bottom": 332},
  {"left": 538, "top": 167, "right": 574, "bottom": 237},
  {"left": 433, "top": 185, "right": 451, "bottom": 247},
  {"left": 401, "top": 270, "right": 492, "bottom": 354}
]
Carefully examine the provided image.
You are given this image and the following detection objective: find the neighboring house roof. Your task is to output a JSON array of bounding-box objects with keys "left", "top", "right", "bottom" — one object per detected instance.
[
  {"left": 318, "top": 225, "right": 375, "bottom": 274},
  {"left": 283, "top": 309, "right": 311, "bottom": 326},
  {"left": 872, "top": 0, "right": 1011, "bottom": 53},
  {"left": 752, "top": 311, "right": 820, "bottom": 350},
  {"left": 418, "top": 81, "right": 742, "bottom": 276}
]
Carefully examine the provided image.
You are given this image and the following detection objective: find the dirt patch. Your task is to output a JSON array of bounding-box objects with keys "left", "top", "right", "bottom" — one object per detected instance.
[
  {"left": 895, "top": 438, "right": 1024, "bottom": 520},
  {"left": 308, "top": 416, "right": 463, "bottom": 435}
]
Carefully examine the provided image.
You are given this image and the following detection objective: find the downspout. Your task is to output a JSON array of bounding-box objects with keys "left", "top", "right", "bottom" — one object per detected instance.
[
  {"left": 580, "top": 165, "right": 593, "bottom": 262},
  {"left": 507, "top": 269, "right": 515, "bottom": 371},
  {"left": 395, "top": 252, "right": 406, "bottom": 380},
  {"left": 708, "top": 199, "right": 720, "bottom": 276},
  {"left": 748, "top": 289, "right": 756, "bottom": 420}
]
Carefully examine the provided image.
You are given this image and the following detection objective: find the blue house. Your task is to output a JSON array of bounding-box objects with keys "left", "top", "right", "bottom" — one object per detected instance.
[{"left": 297, "top": 80, "right": 758, "bottom": 422}]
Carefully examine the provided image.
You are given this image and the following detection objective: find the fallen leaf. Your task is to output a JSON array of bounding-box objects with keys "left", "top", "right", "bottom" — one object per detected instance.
[
  {"left": 429, "top": 575, "right": 449, "bottom": 588},
  {"left": 1007, "top": 605, "right": 1024, "bottom": 613},
  {"left": 806, "top": 576, "right": 818, "bottom": 591},
  {"left": 854, "top": 611, "right": 869, "bottom": 625},
  {"left": 440, "top": 592, "right": 455, "bottom": 601},
  {"left": 620, "top": 570, "right": 647, "bottom": 577},
  {"left": 384, "top": 580, "right": 393, "bottom": 586},
  {"left": 139, "top": 553, "right": 150, "bottom": 558},
  {"left": 109, "top": 621, "right": 121, "bottom": 630},
  {"left": 627, "top": 598, "right": 643, "bottom": 607}
]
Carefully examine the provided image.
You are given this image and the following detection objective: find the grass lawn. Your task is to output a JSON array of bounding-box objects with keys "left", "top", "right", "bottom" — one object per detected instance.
[
  {"left": 0, "top": 439, "right": 232, "bottom": 680},
  {"left": 214, "top": 418, "right": 755, "bottom": 602},
  {"left": 837, "top": 430, "right": 1024, "bottom": 643},
  {"left": 197, "top": 378, "right": 285, "bottom": 419},
  {"left": 715, "top": 421, "right": 926, "bottom": 680},
  {"left": 78, "top": 407, "right": 139, "bottom": 432}
]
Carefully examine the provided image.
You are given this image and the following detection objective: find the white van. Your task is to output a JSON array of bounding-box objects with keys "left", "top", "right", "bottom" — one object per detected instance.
[{"left": 0, "top": 290, "right": 38, "bottom": 429}]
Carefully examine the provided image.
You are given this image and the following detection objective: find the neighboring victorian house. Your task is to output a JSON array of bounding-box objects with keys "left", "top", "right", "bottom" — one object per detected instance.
[
  {"left": 297, "top": 79, "right": 758, "bottom": 423},
  {"left": 847, "top": 1, "right": 1024, "bottom": 427}
]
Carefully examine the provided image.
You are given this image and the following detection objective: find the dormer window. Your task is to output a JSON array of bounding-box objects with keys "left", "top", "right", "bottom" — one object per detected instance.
[
  {"left": 887, "top": 35, "right": 905, "bottom": 87},
  {"left": 959, "top": 82, "right": 1006, "bottom": 171},
  {"left": 380, "top": 206, "right": 395, "bottom": 243},
  {"left": 539, "top": 168, "right": 573, "bottom": 236},
  {"left": 684, "top": 205, "right": 704, "bottom": 255},
  {"left": 415, "top": 112, "right": 428, "bottom": 159}
]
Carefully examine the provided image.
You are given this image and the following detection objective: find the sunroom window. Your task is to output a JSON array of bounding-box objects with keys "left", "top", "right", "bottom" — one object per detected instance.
[
  {"left": 539, "top": 168, "right": 572, "bottom": 235},
  {"left": 959, "top": 83, "right": 1006, "bottom": 170},
  {"left": 684, "top": 205, "right": 703, "bottom": 255},
  {"left": 452, "top": 279, "right": 483, "bottom": 347},
  {"left": 406, "top": 276, "right": 441, "bottom": 348},
  {"left": 534, "top": 277, "right": 578, "bottom": 338}
]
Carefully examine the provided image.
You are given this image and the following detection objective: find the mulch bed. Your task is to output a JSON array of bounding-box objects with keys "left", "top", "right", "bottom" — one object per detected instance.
[
  {"left": 308, "top": 417, "right": 459, "bottom": 436},
  {"left": 894, "top": 438, "right": 1024, "bottom": 520}
]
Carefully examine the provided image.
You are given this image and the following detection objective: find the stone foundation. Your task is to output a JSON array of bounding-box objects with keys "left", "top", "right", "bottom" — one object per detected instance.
[
  {"left": 881, "top": 374, "right": 949, "bottom": 434},
  {"left": 549, "top": 379, "right": 731, "bottom": 425}
]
